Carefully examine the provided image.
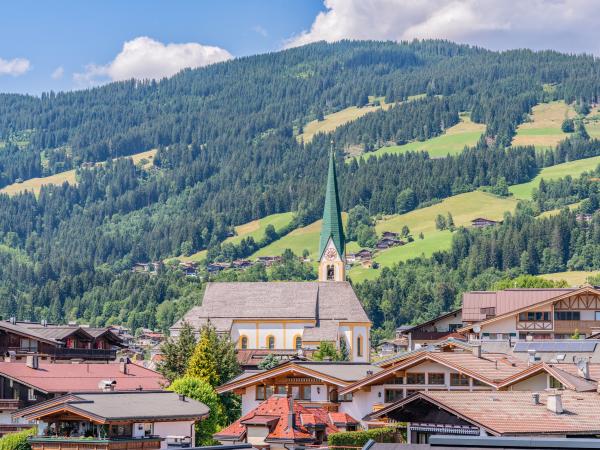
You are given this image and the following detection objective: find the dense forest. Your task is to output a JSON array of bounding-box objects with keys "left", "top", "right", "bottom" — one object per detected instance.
[{"left": 2, "top": 40, "right": 600, "bottom": 334}]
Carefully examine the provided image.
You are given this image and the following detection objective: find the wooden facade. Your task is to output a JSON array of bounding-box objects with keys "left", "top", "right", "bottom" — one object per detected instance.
[{"left": 29, "top": 437, "right": 161, "bottom": 450}]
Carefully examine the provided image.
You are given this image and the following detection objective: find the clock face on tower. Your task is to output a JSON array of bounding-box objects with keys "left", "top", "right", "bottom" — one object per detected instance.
[{"left": 325, "top": 247, "right": 338, "bottom": 261}]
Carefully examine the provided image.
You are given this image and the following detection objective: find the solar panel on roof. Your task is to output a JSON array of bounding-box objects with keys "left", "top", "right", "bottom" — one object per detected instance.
[{"left": 513, "top": 341, "right": 597, "bottom": 353}]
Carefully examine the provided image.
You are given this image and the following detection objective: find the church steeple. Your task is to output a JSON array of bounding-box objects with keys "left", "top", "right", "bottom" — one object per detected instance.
[{"left": 318, "top": 143, "right": 346, "bottom": 282}]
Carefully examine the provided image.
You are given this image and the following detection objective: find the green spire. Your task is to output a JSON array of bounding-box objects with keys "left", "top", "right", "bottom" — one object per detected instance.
[{"left": 318, "top": 145, "right": 345, "bottom": 261}]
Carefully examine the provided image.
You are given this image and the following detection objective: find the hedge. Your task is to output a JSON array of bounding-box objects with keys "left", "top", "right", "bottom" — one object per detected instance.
[
  {"left": 328, "top": 427, "right": 398, "bottom": 449},
  {"left": 0, "top": 428, "right": 35, "bottom": 450}
]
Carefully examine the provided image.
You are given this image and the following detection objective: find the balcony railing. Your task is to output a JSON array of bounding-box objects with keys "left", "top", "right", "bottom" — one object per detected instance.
[
  {"left": 29, "top": 436, "right": 162, "bottom": 450},
  {"left": 1, "top": 347, "right": 117, "bottom": 360},
  {"left": 0, "top": 399, "right": 23, "bottom": 410}
]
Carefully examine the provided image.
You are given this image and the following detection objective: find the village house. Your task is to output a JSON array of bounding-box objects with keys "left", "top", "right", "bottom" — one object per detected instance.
[
  {"left": 459, "top": 285, "right": 600, "bottom": 341},
  {"left": 470, "top": 218, "right": 501, "bottom": 228},
  {"left": 255, "top": 256, "right": 282, "bottom": 267},
  {"left": 365, "top": 390, "right": 600, "bottom": 444},
  {"left": 14, "top": 391, "right": 208, "bottom": 450},
  {"left": 396, "top": 309, "right": 464, "bottom": 350},
  {"left": 375, "top": 237, "right": 404, "bottom": 250},
  {"left": 0, "top": 357, "right": 166, "bottom": 436},
  {"left": 0, "top": 320, "right": 124, "bottom": 362},
  {"left": 346, "top": 249, "right": 373, "bottom": 264},
  {"left": 172, "top": 150, "right": 372, "bottom": 363},
  {"left": 214, "top": 395, "right": 359, "bottom": 449},
  {"left": 216, "top": 360, "right": 381, "bottom": 416}
]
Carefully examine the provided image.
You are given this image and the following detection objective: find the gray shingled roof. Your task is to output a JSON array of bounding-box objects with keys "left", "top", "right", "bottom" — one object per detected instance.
[
  {"left": 172, "top": 281, "right": 370, "bottom": 332},
  {"left": 22, "top": 391, "right": 209, "bottom": 421}
]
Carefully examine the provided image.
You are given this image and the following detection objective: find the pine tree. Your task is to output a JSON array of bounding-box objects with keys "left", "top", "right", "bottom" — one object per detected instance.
[
  {"left": 158, "top": 322, "right": 196, "bottom": 382},
  {"left": 186, "top": 323, "right": 220, "bottom": 386}
]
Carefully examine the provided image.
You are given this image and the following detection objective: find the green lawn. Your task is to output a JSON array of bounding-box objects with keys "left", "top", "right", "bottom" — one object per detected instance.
[
  {"left": 539, "top": 271, "right": 599, "bottom": 287},
  {"left": 363, "top": 113, "right": 485, "bottom": 159},
  {"left": 508, "top": 155, "right": 600, "bottom": 199},
  {"left": 512, "top": 101, "right": 576, "bottom": 149},
  {"left": 346, "top": 191, "right": 519, "bottom": 283},
  {"left": 177, "top": 212, "right": 295, "bottom": 263}
]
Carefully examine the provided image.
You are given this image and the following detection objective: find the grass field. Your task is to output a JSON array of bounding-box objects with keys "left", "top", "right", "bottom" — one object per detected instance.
[
  {"left": 508, "top": 155, "right": 600, "bottom": 199},
  {"left": 0, "top": 149, "right": 158, "bottom": 197},
  {"left": 362, "top": 112, "right": 485, "bottom": 159},
  {"left": 347, "top": 191, "right": 519, "bottom": 282},
  {"left": 298, "top": 98, "right": 392, "bottom": 144},
  {"left": 512, "top": 101, "right": 576, "bottom": 149},
  {"left": 253, "top": 213, "right": 348, "bottom": 260},
  {"left": 584, "top": 105, "right": 600, "bottom": 139},
  {"left": 539, "top": 271, "right": 599, "bottom": 286},
  {"left": 178, "top": 212, "right": 296, "bottom": 263}
]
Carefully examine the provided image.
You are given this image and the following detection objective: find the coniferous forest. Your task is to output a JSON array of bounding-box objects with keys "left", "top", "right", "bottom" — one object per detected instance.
[{"left": 3, "top": 40, "right": 600, "bottom": 337}]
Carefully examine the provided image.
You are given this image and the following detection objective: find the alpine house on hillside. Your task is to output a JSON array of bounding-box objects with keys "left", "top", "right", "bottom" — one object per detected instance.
[{"left": 171, "top": 149, "right": 371, "bottom": 363}]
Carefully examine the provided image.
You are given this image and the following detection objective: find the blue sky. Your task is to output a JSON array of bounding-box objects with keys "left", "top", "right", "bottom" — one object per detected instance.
[
  {"left": 0, "top": 0, "right": 324, "bottom": 94},
  {"left": 2, "top": 1, "right": 600, "bottom": 95}
]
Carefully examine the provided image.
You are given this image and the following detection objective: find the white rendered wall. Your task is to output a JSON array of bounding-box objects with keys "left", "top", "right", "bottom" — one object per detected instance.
[
  {"left": 241, "top": 385, "right": 262, "bottom": 415},
  {"left": 153, "top": 420, "right": 196, "bottom": 449}
]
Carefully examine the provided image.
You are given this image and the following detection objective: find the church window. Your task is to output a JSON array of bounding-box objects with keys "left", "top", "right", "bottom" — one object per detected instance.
[
  {"left": 240, "top": 336, "right": 248, "bottom": 349},
  {"left": 327, "top": 265, "right": 335, "bottom": 281},
  {"left": 267, "top": 335, "right": 275, "bottom": 349},
  {"left": 294, "top": 335, "right": 302, "bottom": 350},
  {"left": 356, "top": 335, "right": 363, "bottom": 357}
]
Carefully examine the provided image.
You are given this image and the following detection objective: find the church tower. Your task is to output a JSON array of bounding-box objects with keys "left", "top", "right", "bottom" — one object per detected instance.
[{"left": 318, "top": 146, "right": 346, "bottom": 282}]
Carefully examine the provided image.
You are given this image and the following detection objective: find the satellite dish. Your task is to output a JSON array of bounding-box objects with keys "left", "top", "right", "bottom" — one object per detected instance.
[
  {"left": 473, "top": 325, "right": 481, "bottom": 333},
  {"left": 556, "top": 354, "right": 566, "bottom": 362}
]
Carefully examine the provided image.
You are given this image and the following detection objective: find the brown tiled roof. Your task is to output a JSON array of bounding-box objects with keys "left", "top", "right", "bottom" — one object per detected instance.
[
  {"left": 172, "top": 282, "right": 370, "bottom": 333},
  {"left": 388, "top": 391, "right": 600, "bottom": 436},
  {"left": 214, "top": 396, "right": 357, "bottom": 442},
  {"left": 462, "top": 288, "right": 574, "bottom": 322},
  {"left": 498, "top": 363, "right": 597, "bottom": 392}
]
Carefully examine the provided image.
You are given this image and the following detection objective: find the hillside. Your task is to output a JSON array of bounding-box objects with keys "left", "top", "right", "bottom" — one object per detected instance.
[{"left": 3, "top": 40, "right": 600, "bottom": 332}]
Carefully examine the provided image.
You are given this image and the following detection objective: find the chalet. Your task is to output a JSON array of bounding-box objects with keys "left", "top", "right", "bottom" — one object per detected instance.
[
  {"left": 214, "top": 395, "right": 359, "bottom": 449},
  {"left": 137, "top": 331, "right": 165, "bottom": 347},
  {"left": 255, "top": 256, "right": 282, "bottom": 267},
  {"left": 0, "top": 357, "right": 166, "bottom": 435},
  {"left": 470, "top": 217, "right": 501, "bottom": 228},
  {"left": 459, "top": 286, "right": 600, "bottom": 340},
  {"left": 0, "top": 320, "right": 124, "bottom": 362},
  {"left": 347, "top": 249, "right": 373, "bottom": 264},
  {"left": 397, "top": 309, "right": 464, "bottom": 350},
  {"left": 381, "top": 231, "right": 400, "bottom": 240},
  {"left": 364, "top": 391, "right": 600, "bottom": 443},
  {"left": 232, "top": 259, "right": 253, "bottom": 269},
  {"left": 14, "top": 391, "right": 208, "bottom": 450},
  {"left": 172, "top": 150, "right": 371, "bottom": 363},
  {"left": 216, "top": 360, "right": 381, "bottom": 416},
  {"left": 375, "top": 238, "right": 404, "bottom": 250},
  {"left": 207, "top": 262, "right": 231, "bottom": 273},
  {"left": 131, "top": 262, "right": 161, "bottom": 273},
  {"left": 576, "top": 212, "right": 593, "bottom": 223},
  {"left": 178, "top": 262, "right": 198, "bottom": 276}
]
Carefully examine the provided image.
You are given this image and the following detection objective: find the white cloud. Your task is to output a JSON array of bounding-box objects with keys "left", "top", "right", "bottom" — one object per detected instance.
[
  {"left": 74, "top": 36, "right": 233, "bottom": 87},
  {"left": 0, "top": 57, "right": 31, "bottom": 76},
  {"left": 252, "top": 25, "right": 269, "bottom": 38},
  {"left": 286, "top": 0, "right": 600, "bottom": 55},
  {"left": 51, "top": 66, "right": 64, "bottom": 80}
]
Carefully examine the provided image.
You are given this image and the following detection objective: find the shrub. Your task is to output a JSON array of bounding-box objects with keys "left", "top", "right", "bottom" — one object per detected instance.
[
  {"left": 328, "top": 427, "right": 399, "bottom": 449},
  {"left": 0, "top": 428, "right": 36, "bottom": 450}
]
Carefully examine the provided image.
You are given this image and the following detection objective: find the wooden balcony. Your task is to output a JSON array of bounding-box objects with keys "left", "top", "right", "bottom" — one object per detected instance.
[
  {"left": 553, "top": 320, "right": 600, "bottom": 335},
  {"left": 29, "top": 437, "right": 161, "bottom": 450},
  {"left": 0, "top": 399, "right": 23, "bottom": 410}
]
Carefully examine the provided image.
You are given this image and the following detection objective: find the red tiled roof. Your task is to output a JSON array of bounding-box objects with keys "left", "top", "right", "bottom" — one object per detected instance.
[
  {"left": 0, "top": 362, "right": 166, "bottom": 393},
  {"left": 215, "top": 395, "right": 357, "bottom": 442}
]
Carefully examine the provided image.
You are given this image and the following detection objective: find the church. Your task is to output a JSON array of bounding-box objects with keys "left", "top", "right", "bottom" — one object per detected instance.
[{"left": 171, "top": 150, "right": 372, "bottom": 362}]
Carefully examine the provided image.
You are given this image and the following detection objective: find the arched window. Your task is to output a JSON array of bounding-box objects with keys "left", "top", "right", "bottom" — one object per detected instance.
[
  {"left": 356, "top": 335, "right": 363, "bottom": 357},
  {"left": 327, "top": 265, "right": 335, "bottom": 281},
  {"left": 294, "top": 335, "right": 302, "bottom": 350},
  {"left": 267, "top": 335, "right": 275, "bottom": 349},
  {"left": 240, "top": 336, "right": 248, "bottom": 350}
]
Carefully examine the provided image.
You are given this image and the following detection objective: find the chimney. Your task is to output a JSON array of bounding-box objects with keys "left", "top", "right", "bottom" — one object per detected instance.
[
  {"left": 119, "top": 361, "right": 128, "bottom": 374},
  {"left": 547, "top": 392, "right": 563, "bottom": 414},
  {"left": 366, "top": 370, "right": 373, "bottom": 376},
  {"left": 178, "top": 394, "right": 186, "bottom": 401},
  {"left": 9, "top": 317, "right": 16, "bottom": 325},
  {"left": 4, "top": 351, "right": 15, "bottom": 363},
  {"left": 472, "top": 344, "right": 482, "bottom": 358},
  {"left": 98, "top": 380, "right": 116, "bottom": 392},
  {"left": 41, "top": 319, "right": 48, "bottom": 327},
  {"left": 288, "top": 396, "right": 296, "bottom": 431},
  {"left": 26, "top": 354, "right": 39, "bottom": 369},
  {"left": 532, "top": 392, "right": 540, "bottom": 405},
  {"left": 577, "top": 359, "right": 590, "bottom": 379},
  {"left": 527, "top": 349, "right": 537, "bottom": 366}
]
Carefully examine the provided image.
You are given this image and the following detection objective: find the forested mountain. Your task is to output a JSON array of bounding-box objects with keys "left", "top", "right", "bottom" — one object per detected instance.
[{"left": 2, "top": 40, "right": 600, "bottom": 334}]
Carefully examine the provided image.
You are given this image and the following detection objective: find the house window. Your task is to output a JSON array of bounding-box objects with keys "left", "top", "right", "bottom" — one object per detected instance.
[
  {"left": 428, "top": 373, "right": 445, "bottom": 385},
  {"left": 595, "top": 311, "right": 600, "bottom": 321},
  {"left": 549, "top": 376, "right": 564, "bottom": 389},
  {"left": 294, "top": 336, "right": 302, "bottom": 350},
  {"left": 406, "top": 373, "right": 425, "bottom": 385},
  {"left": 339, "top": 393, "right": 353, "bottom": 402},
  {"left": 450, "top": 373, "right": 469, "bottom": 387},
  {"left": 298, "top": 386, "right": 311, "bottom": 400},
  {"left": 240, "top": 336, "right": 248, "bottom": 349},
  {"left": 327, "top": 265, "right": 335, "bottom": 281},
  {"left": 384, "top": 389, "right": 403, "bottom": 403},
  {"left": 256, "top": 385, "right": 274, "bottom": 401},
  {"left": 519, "top": 312, "right": 550, "bottom": 322},
  {"left": 27, "top": 389, "right": 36, "bottom": 401},
  {"left": 472, "top": 378, "right": 487, "bottom": 387},
  {"left": 275, "top": 385, "right": 287, "bottom": 395},
  {"left": 448, "top": 324, "right": 462, "bottom": 332},
  {"left": 266, "top": 335, "right": 275, "bottom": 350},
  {"left": 554, "top": 311, "right": 581, "bottom": 321},
  {"left": 356, "top": 336, "right": 363, "bottom": 357}
]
